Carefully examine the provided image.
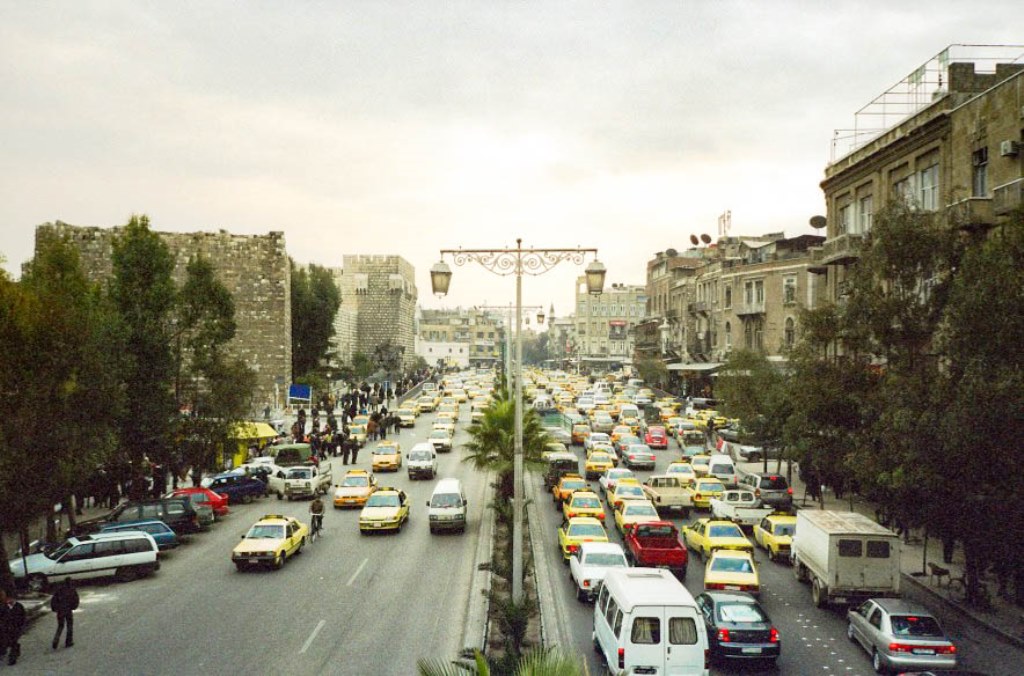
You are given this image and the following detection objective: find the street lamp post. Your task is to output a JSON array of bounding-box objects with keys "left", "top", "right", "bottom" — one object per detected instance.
[{"left": 431, "top": 239, "right": 604, "bottom": 602}]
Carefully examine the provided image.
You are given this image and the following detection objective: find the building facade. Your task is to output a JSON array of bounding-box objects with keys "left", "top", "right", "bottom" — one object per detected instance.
[
  {"left": 336, "top": 255, "right": 418, "bottom": 371},
  {"left": 574, "top": 277, "right": 646, "bottom": 367},
  {"left": 34, "top": 222, "right": 291, "bottom": 411},
  {"left": 415, "top": 307, "right": 506, "bottom": 369}
]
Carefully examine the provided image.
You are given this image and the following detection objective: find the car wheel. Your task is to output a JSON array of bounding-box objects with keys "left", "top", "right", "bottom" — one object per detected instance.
[
  {"left": 27, "top": 574, "right": 48, "bottom": 593},
  {"left": 767, "top": 547, "right": 775, "bottom": 562},
  {"left": 794, "top": 561, "right": 809, "bottom": 583},
  {"left": 576, "top": 586, "right": 587, "bottom": 602},
  {"left": 847, "top": 622, "right": 856, "bottom": 642},
  {"left": 872, "top": 649, "right": 886, "bottom": 674},
  {"left": 243, "top": 493, "right": 254, "bottom": 505},
  {"left": 811, "top": 578, "right": 827, "bottom": 608},
  {"left": 277, "top": 492, "right": 283, "bottom": 500},
  {"left": 272, "top": 555, "right": 284, "bottom": 570},
  {"left": 116, "top": 566, "right": 138, "bottom": 583},
  {"left": 234, "top": 562, "right": 246, "bottom": 572}
]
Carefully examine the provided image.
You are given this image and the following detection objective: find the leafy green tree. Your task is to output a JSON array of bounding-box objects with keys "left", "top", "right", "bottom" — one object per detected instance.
[
  {"left": 714, "top": 349, "right": 792, "bottom": 471},
  {"left": 0, "top": 235, "right": 124, "bottom": 588},
  {"left": 110, "top": 215, "right": 178, "bottom": 498},
  {"left": 463, "top": 398, "right": 548, "bottom": 502},
  {"left": 291, "top": 261, "right": 341, "bottom": 380},
  {"left": 634, "top": 356, "right": 667, "bottom": 389},
  {"left": 417, "top": 647, "right": 582, "bottom": 676}
]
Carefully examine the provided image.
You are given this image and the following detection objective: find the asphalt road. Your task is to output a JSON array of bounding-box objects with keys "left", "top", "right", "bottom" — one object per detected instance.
[
  {"left": 14, "top": 407, "right": 488, "bottom": 675},
  {"left": 530, "top": 433, "right": 1024, "bottom": 675}
]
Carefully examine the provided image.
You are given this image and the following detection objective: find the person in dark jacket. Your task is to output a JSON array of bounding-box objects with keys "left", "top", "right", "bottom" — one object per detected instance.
[
  {"left": 0, "top": 587, "right": 27, "bottom": 665},
  {"left": 50, "top": 577, "right": 80, "bottom": 649}
]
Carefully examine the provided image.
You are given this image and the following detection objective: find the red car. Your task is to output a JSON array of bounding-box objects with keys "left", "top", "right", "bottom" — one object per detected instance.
[
  {"left": 645, "top": 426, "right": 669, "bottom": 450},
  {"left": 170, "top": 487, "right": 230, "bottom": 519}
]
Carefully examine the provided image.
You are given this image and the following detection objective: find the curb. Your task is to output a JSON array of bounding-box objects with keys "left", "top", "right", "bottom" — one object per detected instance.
[
  {"left": 460, "top": 470, "right": 494, "bottom": 656},
  {"left": 526, "top": 478, "right": 552, "bottom": 648},
  {"left": 901, "top": 571, "right": 1024, "bottom": 651}
]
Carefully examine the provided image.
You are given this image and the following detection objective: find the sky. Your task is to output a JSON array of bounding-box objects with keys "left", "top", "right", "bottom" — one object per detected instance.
[{"left": 2, "top": 1, "right": 1023, "bottom": 319}]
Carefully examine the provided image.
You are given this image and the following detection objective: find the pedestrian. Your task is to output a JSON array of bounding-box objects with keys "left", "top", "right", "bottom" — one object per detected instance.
[
  {"left": 50, "top": 577, "right": 79, "bottom": 650},
  {"left": 349, "top": 438, "right": 360, "bottom": 465},
  {"left": 341, "top": 437, "right": 351, "bottom": 465},
  {"left": 0, "top": 587, "right": 27, "bottom": 666}
]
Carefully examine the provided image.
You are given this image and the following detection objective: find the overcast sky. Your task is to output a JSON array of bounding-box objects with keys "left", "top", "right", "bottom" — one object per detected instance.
[{"left": 2, "top": 2, "right": 1022, "bottom": 317}]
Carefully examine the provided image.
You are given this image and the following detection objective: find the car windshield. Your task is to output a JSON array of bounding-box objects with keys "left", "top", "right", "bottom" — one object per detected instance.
[
  {"left": 619, "top": 486, "right": 644, "bottom": 498},
  {"left": 710, "top": 556, "right": 753, "bottom": 573},
  {"left": 890, "top": 615, "right": 945, "bottom": 637},
  {"left": 760, "top": 476, "right": 789, "bottom": 489},
  {"left": 568, "top": 524, "right": 605, "bottom": 538},
  {"left": 628, "top": 445, "right": 652, "bottom": 454},
  {"left": 625, "top": 504, "right": 657, "bottom": 517},
  {"left": 773, "top": 524, "right": 795, "bottom": 536},
  {"left": 572, "top": 497, "right": 601, "bottom": 509},
  {"left": 668, "top": 466, "right": 694, "bottom": 475},
  {"left": 590, "top": 454, "right": 612, "bottom": 463},
  {"left": 409, "top": 452, "right": 432, "bottom": 461},
  {"left": 366, "top": 494, "right": 400, "bottom": 508},
  {"left": 692, "top": 458, "right": 710, "bottom": 467},
  {"left": 286, "top": 469, "right": 311, "bottom": 479},
  {"left": 585, "top": 552, "right": 627, "bottom": 567},
  {"left": 709, "top": 524, "right": 744, "bottom": 538},
  {"left": 373, "top": 448, "right": 396, "bottom": 456},
  {"left": 717, "top": 602, "right": 767, "bottom": 623},
  {"left": 247, "top": 525, "right": 285, "bottom": 539},
  {"left": 47, "top": 541, "right": 75, "bottom": 560},
  {"left": 341, "top": 476, "right": 368, "bottom": 487},
  {"left": 430, "top": 430, "right": 447, "bottom": 438},
  {"left": 430, "top": 494, "right": 462, "bottom": 508},
  {"left": 710, "top": 464, "right": 733, "bottom": 474},
  {"left": 698, "top": 483, "right": 724, "bottom": 493}
]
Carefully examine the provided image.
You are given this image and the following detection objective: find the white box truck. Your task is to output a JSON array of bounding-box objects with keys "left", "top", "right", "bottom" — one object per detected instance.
[{"left": 791, "top": 510, "right": 901, "bottom": 608}]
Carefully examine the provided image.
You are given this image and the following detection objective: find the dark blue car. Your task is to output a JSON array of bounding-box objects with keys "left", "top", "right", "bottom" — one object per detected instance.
[
  {"left": 203, "top": 472, "right": 266, "bottom": 504},
  {"left": 100, "top": 520, "right": 180, "bottom": 551}
]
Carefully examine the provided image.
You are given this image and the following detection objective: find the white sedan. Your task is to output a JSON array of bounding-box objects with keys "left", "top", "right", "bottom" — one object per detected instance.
[
  {"left": 584, "top": 432, "right": 612, "bottom": 452},
  {"left": 598, "top": 468, "right": 636, "bottom": 495},
  {"left": 569, "top": 541, "right": 629, "bottom": 602}
]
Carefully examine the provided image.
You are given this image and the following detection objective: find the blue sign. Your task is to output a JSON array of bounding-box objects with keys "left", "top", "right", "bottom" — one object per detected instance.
[{"left": 288, "top": 384, "right": 312, "bottom": 401}]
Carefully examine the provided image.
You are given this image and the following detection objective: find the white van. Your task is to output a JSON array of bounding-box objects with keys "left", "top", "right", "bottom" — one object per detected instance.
[
  {"left": 706, "top": 454, "right": 739, "bottom": 488},
  {"left": 593, "top": 568, "right": 709, "bottom": 675},
  {"left": 426, "top": 478, "right": 468, "bottom": 534},
  {"left": 9, "top": 531, "right": 160, "bottom": 591}
]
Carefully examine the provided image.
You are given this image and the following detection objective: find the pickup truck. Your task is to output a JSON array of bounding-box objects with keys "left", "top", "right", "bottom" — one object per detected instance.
[
  {"left": 283, "top": 463, "right": 332, "bottom": 500},
  {"left": 642, "top": 475, "right": 692, "bottom": 517},
  {"left": 623, "top": 521, "right": 688, "bottom": 579},
  {"left": 709, "top": 489, "right": 773, "bottom": 527}
]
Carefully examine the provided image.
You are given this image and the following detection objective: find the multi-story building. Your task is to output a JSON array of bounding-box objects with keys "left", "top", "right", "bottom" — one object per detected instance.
[
  {"left": 415, "top": 307, "right": 506, "bottom": 369},
  {"left": 573, "top": 277, "right": 646, "bottom": 368},
  {"left": 818, "top": 45, "right": 1024, "bottom": 304},
  {"left": 336, "top": 255, "right": 418, "bottom": 371}
]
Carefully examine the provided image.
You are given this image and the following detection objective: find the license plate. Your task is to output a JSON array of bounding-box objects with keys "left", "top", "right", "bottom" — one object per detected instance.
[
  {"left": 912, "top": 648, "right": 935, "bottom": 655},
  {"left": 724, "top": 585, "right": 740, "bottom": 590},
  {"left": 249, "top": 559, "right": 259, "bottom": 564},
  {"left": 834, "top": 597, "right": 847, "bottom": 604},
  {"left": 741, "top": 647, "right": 761, "bottom": 654}
]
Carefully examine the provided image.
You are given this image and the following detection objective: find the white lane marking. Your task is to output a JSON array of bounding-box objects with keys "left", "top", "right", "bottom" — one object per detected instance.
[
  {"left": 346, "top": 557, "right": 368, "bottom": 586},
  {"left": 299, "top": 619, "right": 326, "bottom": 654}
]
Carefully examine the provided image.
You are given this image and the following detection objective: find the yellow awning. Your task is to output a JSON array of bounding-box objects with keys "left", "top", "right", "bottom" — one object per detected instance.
[{"left": 229, "top": 421, "right": 280, "bottom": 440}]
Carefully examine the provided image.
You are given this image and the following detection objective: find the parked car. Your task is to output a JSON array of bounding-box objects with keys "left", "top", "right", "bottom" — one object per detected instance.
[
  {"left": 100, "top": 520, "right": 180, "bottom": 551},
  {"left": 696, "top": 590, "right": 780, "bottom": 664},
  {"left": 739, "top": 472, "right": 794, "bottom": 510},
  {"left": 73, "top": 497, "right": 203, "bottom": 536},
  {"left": 10, "top": 531, "right": 160, "bottom": 591},
  {"left": 168, "top": 487, "right": 230, "bottom": 519},
  {"left": 203, "top": 472, "right": 267, "bottom": 504},
  {"left": 847, "top": 598, "right": 957, "bottom": 673}
]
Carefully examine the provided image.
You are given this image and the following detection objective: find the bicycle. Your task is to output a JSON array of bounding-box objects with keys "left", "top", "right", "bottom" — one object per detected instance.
[{"left": 310, "top": 513, "right": 324, "bottom": 542}]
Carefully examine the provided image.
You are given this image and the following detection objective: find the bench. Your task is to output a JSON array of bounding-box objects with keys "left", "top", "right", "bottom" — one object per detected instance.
[{"left": 928, "top": 562, "right": 951, "bottom": 586}]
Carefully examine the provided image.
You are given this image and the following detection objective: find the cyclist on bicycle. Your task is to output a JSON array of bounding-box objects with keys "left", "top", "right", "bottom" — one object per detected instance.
[{"left": 309, "top": 496, "right": 325, "bottom": 537}]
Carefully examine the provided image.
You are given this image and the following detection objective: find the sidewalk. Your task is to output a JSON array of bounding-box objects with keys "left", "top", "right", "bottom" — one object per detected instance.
[{"left": 736, "top": 457, "right": 1024, "bottom": 650}]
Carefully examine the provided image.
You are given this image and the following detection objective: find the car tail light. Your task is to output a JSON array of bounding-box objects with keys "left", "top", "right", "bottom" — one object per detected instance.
[
  {"left": 769, "top": 627, "right": 779, "bottom": 643},
  {"left": 717, "top": 629, "right": 730, "bottom": 642},
  {"left": 618, "top": 648, "right": 624, "bottom": 669},
  {"left": 568, "top": 544, "right": 578, "bottom": 553},
  {"left": 936, "top": 645, "right": 957, "bottom": 654},
  {"left": 754, "top": 489, "right": 761, "bottom": 497},
  {"left": 582, "top": 579, "right": 591, "bottom": 588},
  {"left": 694, "top": 493, "right": 702, "bottom": 501},
  {"left": 597, "top": 513, "right": 605, "bottom": 520},
  {"left": 787, "top": 487, "right": 794, "bottom": 495}
]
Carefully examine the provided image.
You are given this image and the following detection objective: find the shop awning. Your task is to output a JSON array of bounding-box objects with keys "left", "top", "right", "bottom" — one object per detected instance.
[
  {"left": 229, "top": 421, "right": 280, "bottom": 440},
  {"left": 666, "top": 362, "right": 723, "bottom": 372}
]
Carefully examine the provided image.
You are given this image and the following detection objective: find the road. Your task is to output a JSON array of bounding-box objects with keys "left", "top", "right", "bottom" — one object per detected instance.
[
  {"left": 530, "top": 433, "right": 1024, "bottom": 675},
  {"left": 15, "top": 407, "right": 487, "bottom": 675}
]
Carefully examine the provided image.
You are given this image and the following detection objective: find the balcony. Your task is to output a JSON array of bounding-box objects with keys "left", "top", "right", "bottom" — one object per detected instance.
[
  {"left": 687, "top": 301, "right": 708, "bottom": 315},
  {"left": 807, "top": 247, "right": 828, "bottom": 275},
  {"left": 820, "top": 233, "right": 865, "bottom": 265},
  {"left": 735, "top": 301, "right": 766, "bottom": 317},
  {"left": 946, "top": 196, "right": 994, "bottom": 231},
  {"left": 994, "top": 178, "right": 1024, "bottom": 216}
]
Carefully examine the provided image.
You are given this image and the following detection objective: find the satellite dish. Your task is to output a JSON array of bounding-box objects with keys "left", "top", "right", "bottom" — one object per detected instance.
[
  {"left": 809, "top": 215, "right": 827, "bottom": 229},
  {"left": 666, "top": 248, "right": 677, "bottom": 257},
  {"left": 700, "top": 234, "right": 712, "bottom": 244},
  {"left": 689, "top": 235, "right": 699, "bottom": 246}
]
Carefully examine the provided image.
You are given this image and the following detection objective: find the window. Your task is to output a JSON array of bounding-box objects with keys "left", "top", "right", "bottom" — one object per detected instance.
[
  {"left": 94, "top": 541, "right": 123, "bottom": 557},
  {"left": 838, "top": 539, "right": 863, "bottom": 557},
  {"left": 784, "top": 317, "right": 795, "bottom": 349},
  {"left": 744, "top": 282, "right": 753, "bottom": 305},
  {"left": 755, "top": 280, "right": 764, "bottom": 304},
  {"left": 866, "top": 540, "right": 891, "bottom": 558},
  {"left": 858, "top": 195, "right": 874, "bottom": 233},
  {"left": 972, "top": 147, "right": 988, "bottom": 197},
  {"left": 724, "top": 322, "right": 731, "bottom": 349},
  {"left": 838, "top": 203, "right": 852, "bottom": 235},
  {"left": 724, "top": 287, "right": 732, "bottom": 309},
  {"left": 783, "top": 277, "right": 796, "bottom": 304},
  {"left": 631, "top": 617, "right": 661, "bottom": 644},
  {"left": 62, "top": 544, "right": 95, "bottom": 562},
  {"left": 612, "top": 609, "right": 623, "bottom": 638},
  {"left": 605, "top": 598, "right": 619, "bottom": 626},
  {"left": 893, "top": 176, "right": 913, "bottom": 205},
  {"left": 917, "top": 164, "right": 939, "bottom": 210}
]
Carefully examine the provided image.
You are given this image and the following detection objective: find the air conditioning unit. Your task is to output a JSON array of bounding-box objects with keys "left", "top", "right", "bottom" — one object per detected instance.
[{"left": 1000, "top": 140, "right": 1020, "bottom": 157}]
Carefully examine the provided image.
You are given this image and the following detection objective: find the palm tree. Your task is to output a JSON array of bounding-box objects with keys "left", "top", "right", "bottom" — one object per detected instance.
[
  {"left": 417, "top": 648, "right": 584, "bottom": 676},
  {"left": 463, "top": 397, "right": 549, "bottom": 501}
]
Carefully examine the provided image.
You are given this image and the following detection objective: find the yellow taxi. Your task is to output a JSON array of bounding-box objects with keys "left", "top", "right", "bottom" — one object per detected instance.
[
  {"left": 753, "top": 513, "right": 797, "bottom": 562},
  {"left": 371, "top": 441, "right": 403, "bottom": 472},
  {"left": 433, "top": 416, "right": 456, "bottom": 436},
  {"left": 557, "top": 517, "right": 609, "bottom": 561},
  {"left": 613, "top": 499, "right": 660, "bottom": 535},
  {"left": 610, "top": 425, "right": 633, "bottom": 445},
  {"left": 690, "top": 454, "right": 712, "bottom": 477},
  {"left": 333, "top": 469, "right": 378, "bottom": 508},
  {"left": 416, "top": 396, "right": 436, "bottom": 413},
  {"left": 682, "top": 518, "right": 754, "bottom": 560},
  {"left": 396, "top": 407, "right": 418, "bottom": 427},
  {"left": 232, "top": 514, "right": 308, "bottom": 571},
  {"left": 563, "top": 490, "right": 606, "bottom": 522},
  {"left": 689, "top": 477, "right": 726, "bottom": 510},
  {"left": 349, "top": 424, "right": 368, "bottom": 446},
  {"left": 584, "top": 450, "right": 616, "bottom": 479},
  {"left": 704, "top": 549, "right": 760, "bottom": 596},
  {"left": 552, "top": 474, "right": 588, "bottom": 505},
  {"left": 607, "top": 480, "right": 646, "bottom": 509},
  {"left": 542, "top": 441, "right": 570, "bottom": 460},
  {"left": 451, "top": 389, "right": 468, "bottom": 403},
  {"left": 358, "top": 487, "right": 410, "bottom": 533},
  {"left": 353, "top": 415, "right": 371, "bottom": 428},
  {"left": 571, "top": 423, "right": 591, "bottom": 446}
]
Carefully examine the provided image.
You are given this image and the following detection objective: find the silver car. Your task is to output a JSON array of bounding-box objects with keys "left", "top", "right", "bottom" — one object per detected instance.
[
  {"left": 847, "top": 598, "right": 957, "bottom": 673},
  {"left": 622, "top": 444, "right": 656, "bottom": 470}
]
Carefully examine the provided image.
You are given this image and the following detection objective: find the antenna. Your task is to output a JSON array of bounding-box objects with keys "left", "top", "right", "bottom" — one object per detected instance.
[{"left": 717, "top": 210, "right": 732, "bottom": 238}]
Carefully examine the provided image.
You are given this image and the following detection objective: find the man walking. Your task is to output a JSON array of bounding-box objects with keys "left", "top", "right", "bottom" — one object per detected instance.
[
  {"left": 50, "top": 577, "right": 79, "bottom": 650},
  {"left": 0, "top": 587, "right": 27, "bottom": 665}
]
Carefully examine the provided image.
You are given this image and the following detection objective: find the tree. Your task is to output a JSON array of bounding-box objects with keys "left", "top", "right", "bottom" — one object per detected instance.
[
  {"left": 462, "top": 397, "right": 548, "bottom": 502},
  {"left": 714, "top": 349, "right": 792, "bottom": 471},
  {"left": 0, "top": 235, "right": 124, "bottom": 588},
  {"left": 109, "top": 215, "right": 178, "bottom": 499},
  {"left": 290, "top": 261, "right": 341, "bottom": 380},
  {"left": 634, "top": 356, "right": 667, "bottom": 389},
  {"left": 417, "top": 647, "right": 583, "bottom": 676}
]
